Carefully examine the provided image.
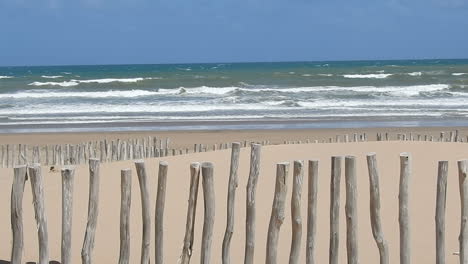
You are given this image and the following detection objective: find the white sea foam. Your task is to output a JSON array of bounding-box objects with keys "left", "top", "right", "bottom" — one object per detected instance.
[
  {"left": 28, "top": 81, "right": 79, "bottom": 87},
  {"left": 0, "top": 89, "right": 159, "bottom": 99},
  {"left": 343, "top": 73, "right": 393, "bottom": 79},
  {"left": 453, "top": 73, "right": 467, "bottom": 76},
  {"left": 301, "top": 74, "right": 312, "bottom": 77},
  {"left": 318, "top": 74, "right": 333, "bottom": 77},
  {"left": 41, "top": 75, "right": 63, "bottom": 79},
  {"left": 28, "top": 77, "right": 155, "bottom": 87},
  {"left": 0, "top": 76, "right": 13, "bottom": 79},
  {"left": 408, "top": 72, "right": 422, "bottom": 76}
]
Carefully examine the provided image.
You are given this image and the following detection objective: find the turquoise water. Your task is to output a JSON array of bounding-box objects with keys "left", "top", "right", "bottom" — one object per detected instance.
[{"left": 0, "top": 59, "right": 468, "bottom": 131}]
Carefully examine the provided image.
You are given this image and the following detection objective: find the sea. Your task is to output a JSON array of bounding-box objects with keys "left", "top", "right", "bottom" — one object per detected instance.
[{"left": 1, "top": 59, "right": 468, "bottom": 133}]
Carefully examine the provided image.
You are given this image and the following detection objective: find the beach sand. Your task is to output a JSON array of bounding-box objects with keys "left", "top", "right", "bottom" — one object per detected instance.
[{"left": 1, "top": 132, "right": 467, "bottom": 263}]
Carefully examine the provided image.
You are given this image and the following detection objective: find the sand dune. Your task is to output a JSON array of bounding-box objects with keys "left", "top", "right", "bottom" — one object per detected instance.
[{"left": 0, "top": 141, "right": 467, "bottom": 263}]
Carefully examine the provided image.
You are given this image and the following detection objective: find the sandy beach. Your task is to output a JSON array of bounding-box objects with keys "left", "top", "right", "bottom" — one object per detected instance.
[{"left": 1, "top": 127, "right": 467, "bottom": 263}]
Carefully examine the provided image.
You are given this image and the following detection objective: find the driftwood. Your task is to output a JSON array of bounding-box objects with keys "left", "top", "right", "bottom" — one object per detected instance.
[
  {"left": 29, "top": 164, "right": 49, "bottom": 264},
  {"left": 179, "top": 162, "right": 201, "bottom": 264},
  {"left": 306, "top": 160, "right": 319, "bottom": 264},
  {"left": 155, "top": 161, "right": 169, "bottom": 264},
  {"left": 345, "top": 156, "right": 358, "bottom": 264},
  {"left": 367, "top": 153, "right": 389, "bottom": 264},
  {"left": 201, "top": 162, "right": 215, "bottom": 264},
  {"left": 61, "top": 166, "right": 75, "bottom": 264},
  {"left": 266, "top": 162, "right": 290, "bottom": 264},
  {"left": 245, "top": 144, "right": 262, "bottom": 264},
  {"left": 329, "top": 156, "right": 342, "bottom": 264},
  {"left": 222, "top": 142, "right": 241, "bottom": 264},
  {"left": 399, "top": 153, "right": 411, "bottom": 264},
  {"left": 82, "top": 158, "right": 101, "bottom": 264},
  {"left": 119, "top": 169, "right": 132, "bottom": 264},
  {"left": 289, "top": 160, "right": 304, "bottom": 264},
  {"left": 11, "top": 165, "right": 27, "bottom": 264},
  {"left": 436, "top": 161, "right": 448, "bottom": 264},
  {"left": 135, "top": 160, "right": 151, "bottom": 264}
]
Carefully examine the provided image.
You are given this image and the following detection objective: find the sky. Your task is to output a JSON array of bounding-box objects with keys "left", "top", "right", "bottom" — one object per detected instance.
[{"left": 0, "top": 0, "right": 467, "bottom": 66}]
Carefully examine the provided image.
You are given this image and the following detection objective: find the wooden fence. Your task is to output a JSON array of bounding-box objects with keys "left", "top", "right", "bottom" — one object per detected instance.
[{"left": 3, "top": 135, "right": 468, "bottom": 263}]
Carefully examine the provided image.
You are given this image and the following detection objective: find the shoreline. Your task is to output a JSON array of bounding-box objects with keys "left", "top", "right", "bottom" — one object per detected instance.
[{"left": 1, "top": 118, "right": 468, "bottom": 134}]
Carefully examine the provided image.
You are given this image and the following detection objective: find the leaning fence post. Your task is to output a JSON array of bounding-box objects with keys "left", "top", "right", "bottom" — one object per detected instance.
[
  {"left": 289, "top": 160, "right": 304, "bottom": 264},
  {"left": 135, "top": 160, "right": 151, "bottom": 264},
  {"left": 265, "top": 162, "right": 290, "bottom": 264},
  {"left": 179, "top": 162, "right": 201, "bottom": 264},
  {"left": 61, "top": 166, "right": 75, "bottom": 264},
  {"left": 155, "top": 161, "right": 169, "bottom": 264},
  {"left": 29, "top": 164, "right": 49, "bottom": 264},
  {"left": 399, "top": 153, "right": 411, "bottom": 264},
  {"left": 222, "top": 142, "right": 241, "bottom": 264},
  {"left": 119, "top": 169, "right": 132, "bottom": 264},
  {"left": 345, "top": 156, "right": 358, "bottom": 264},
  {"left": 81, "top": 158, "right": 101, "bottom": 264},
  {"left": 11, "top": 165, "right": 27, "bottom": 264},
  {"left": 458, "top": 159, "right": 468, "bottom": 264},
  {"left": 329, "top": 156, "right": 342, "bottom": 264},
  {"left": 436, "top": 161, "right": 448, "bottom": 264},
  {"left": 245, "top": 144, "right": 262, "bottom": 264},
  {"left": 306, "top": 160, "right": 319, "bottom": 264},
  {"left": 366, "top": 153, "right": 389, "bottom": 264},
  {"left": 201, "top": 162, "right": 215, "bottom": 264}
]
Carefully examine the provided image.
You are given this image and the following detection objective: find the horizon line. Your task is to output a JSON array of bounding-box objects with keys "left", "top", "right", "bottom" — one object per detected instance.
[{"left": 1, "top": 57, "right": 468, "bottom": 68}]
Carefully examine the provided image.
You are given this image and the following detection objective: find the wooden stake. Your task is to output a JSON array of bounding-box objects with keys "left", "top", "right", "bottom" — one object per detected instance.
[
  {"left": 222, "top": 142, "right": 241, "bottom": 264},
  {"left": 29, "top": 164, "right": 49, "bottom": 264},
  {"left": 265, "top": 162, "right": 290, "bottom": 264},
  {"left": 399, "top": 153, "right": 411, "bottom": 264},
  {"left": 61, "top": 166, "right": 75, "bottom": 264},
  {"left": 345, "top": 156, "right": 358, "bottom": 264},
  {"left": 289, "top": 160, "right": 304, "bottom": 264},
  {"left": 155, "top": 161, "right": 169, "bottom": 264},
  {"left": 11, "top": 165, "right": 27, "bottom": 264},
  {"left": 201, "top": 162, "right": 215, "bottom": 264},
  {"left": 458, "top": 159, "right": 468, "bottom": 264},
  {"left": 306, "top": 160, "right": 319, "bottom": 264},
  {"left": 135, "top": 160, "right": 151, "bottom": 264},
  {"left": 329, "top": 156, "right": 342, "bottom": 264},
  {"left": 436, "top": 161, "right": 448, "bottom": 264},
  {"left": 119, "top": 169, "right": 132, "bottom": 264}
]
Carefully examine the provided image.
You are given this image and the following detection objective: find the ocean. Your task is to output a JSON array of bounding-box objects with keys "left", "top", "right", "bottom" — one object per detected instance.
[{"left": 1, "top": 59, "right": 468, "bottom": 132}]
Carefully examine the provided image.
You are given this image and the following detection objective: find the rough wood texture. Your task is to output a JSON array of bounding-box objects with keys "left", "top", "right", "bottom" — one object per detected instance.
[
  {"left": 61, "top": 166, "right": 75, "bottom": 264},
  {"left": 436, "top": 161, "right": 448, "bottom": 264},
  {"left": 81, "top": 158, "right": 101, "bottom": 264},
  {"left": 135, "top": 160, "right": 151, "bottom": 264},
  {"left": 179, "top": 162, "right": 201, "bottom": 264},
  {"left": 306, "top": 160, "right": 319, "bottom": 264},
  {"left": 266, "top": 162, "right": 290, "bottom": 264},
  {"left": 11, "top": 165, "right": 27, "bottom": 264},
  {"left": 29, "top": 164, "right": 49, "bottom": 264},
  {"left": 201, "top": 162, "right": 215, "bottom": 264},
  {"left": 289, "top": 160, "right": 304, "bottom": 264},
  {"left": 119, "top": 169, "right": 132, "bottom": 264},
  {"left": 222, "top": 142, "right": 241, "bottom": 264},
  {"left": 459, "top": 159, "right": 468, "bottom": 264},
  {"left": 345, "top": 156, "right": 359, "bottom": 264},
  {"left": 245, "top": 143, "right": 262, "bottom": 264},
  {"left": 329, "top": 156, "right": 342, "bottom": 264},
  {"left": 399, "top": 153, "right": 411, "bottom": 264},
  {"left": 155, "top": 161, "right": 169, "bottom": 264},
  {"left": 366, "top": 153, "right": 389, "bottom": 264}
]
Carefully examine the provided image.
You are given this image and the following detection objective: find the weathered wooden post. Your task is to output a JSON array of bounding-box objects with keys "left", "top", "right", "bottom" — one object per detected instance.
[
  {"left": 366, "top": 153, "right": 389, "bottom": 264},
  {"left": 265, "top": 162, "right": 290, "bottom": 264},
  {"left": 345, "top": 156, "right": 358, "bottom": 264},
  {"left": 179, "top": 163, "right": 201, "bottom": 264},
  {"left": 307, "top": 160, "right": 319, "bottom": 264},
  {"left": 458, "top": 159, "right": 468, "bottom": 264},
  {"left": 289, "top": 160, "right": 304, "bottom": 264},
  {"left": 135, "top": 160, "right": 151, "bottom": 264},
  {"left": 61, "top": 166, "right": 75, "bottom": 264},
  {"left": 119, "top": 169, "right": 132, "bottom": 264},
  {"left": 155, "top": 161, "right": 169, "bottom": 264},
  {"left": 81, "top": 158, "right": 101, "bottom": 264},
  {"left": 201, "top": 162, "right": 215, "bottom": 264},
  {"left": 222, "top": 142, "right": 241, "bottom": 264},
  {"left": 29, "top": 164, "right": 49, "bottom": 264},
  {"left": 399, "top": 153, "right": 411, "bottom": 264},
  {"left": 245, "top": 143, "right": 262, "bottom": 264},
  {"left": 436, "top": 161, "right": 448, "bottom": 264},
  {"left": 11, "top": 165, "right": 27, "bottom": 264},
  {"left": 329, "top": 156, "right": 342, "bottom": 264}
]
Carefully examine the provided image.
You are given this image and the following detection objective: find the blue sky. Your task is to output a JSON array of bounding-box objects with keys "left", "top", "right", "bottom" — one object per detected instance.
[{"left": 1, "top": 0, "right": 467, "bottom": 66}]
